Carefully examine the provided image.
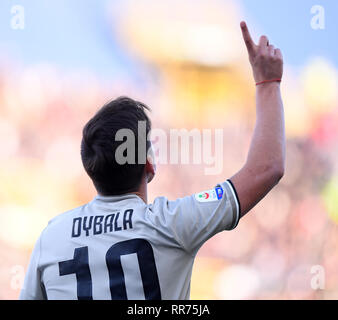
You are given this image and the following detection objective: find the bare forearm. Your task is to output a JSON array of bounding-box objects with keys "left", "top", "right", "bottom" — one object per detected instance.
[
  {"left": 231, "top": 84, "right": 285, "bottom": 215},
  {"left": 230, "top": 22, "right": 286, "bottom": 217},
  {"left": 246, "top": 82, "right": 285, "bottom": 176}
]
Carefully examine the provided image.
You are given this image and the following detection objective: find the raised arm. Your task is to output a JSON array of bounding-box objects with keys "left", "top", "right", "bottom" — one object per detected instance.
[{"left": 229, "top": 22, "right": 286, "bottom": 218}]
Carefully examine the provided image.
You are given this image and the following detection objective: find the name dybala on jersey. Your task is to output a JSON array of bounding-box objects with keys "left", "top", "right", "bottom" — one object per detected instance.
[{"left": 20, "top": 180, "right": 240, "bottom": 300}]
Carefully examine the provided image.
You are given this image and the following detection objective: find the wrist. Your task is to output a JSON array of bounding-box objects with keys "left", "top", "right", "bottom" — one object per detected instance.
[
  {"left": 256, "top": 78, "right": 282, "bottom": 86},
  {"left": 256, "top": 81, "right": 281, "bottom": 90},
  {"left": 256, "top": 81, "right": 281, "bottom": 96}
]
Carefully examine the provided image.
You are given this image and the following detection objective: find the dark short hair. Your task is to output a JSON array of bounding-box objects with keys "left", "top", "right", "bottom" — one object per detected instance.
[{"left": 81, "top": 96, "right": 151, "bottom": 196}]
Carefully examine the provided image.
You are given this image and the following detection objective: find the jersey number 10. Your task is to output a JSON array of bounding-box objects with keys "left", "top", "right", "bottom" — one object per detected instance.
[{"left": 58, "top": 238, "right": 162, "bottom": 300}]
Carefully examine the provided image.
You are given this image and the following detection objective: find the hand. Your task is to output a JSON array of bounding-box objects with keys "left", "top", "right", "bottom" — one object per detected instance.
[{"left": 240, "top": 21, "right": 283, "bottom": 83}]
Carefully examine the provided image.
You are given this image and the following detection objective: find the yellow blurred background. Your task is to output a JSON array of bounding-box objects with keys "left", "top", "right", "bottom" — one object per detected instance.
[{"left": 1, "top": 0, "right": 338, "bottom": 299}]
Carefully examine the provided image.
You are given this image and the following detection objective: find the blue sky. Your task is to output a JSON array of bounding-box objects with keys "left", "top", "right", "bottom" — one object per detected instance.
[
  {"left": 240, "top": 0, "right": 337, "bottom": 70},
  {"left": 0, "top": 0, "right": 336, "bottom": 80}
]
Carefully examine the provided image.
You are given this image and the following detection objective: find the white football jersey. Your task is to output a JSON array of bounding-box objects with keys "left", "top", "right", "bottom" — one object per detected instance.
[{"left": 19, "top": 180, "right": 240, "bottom": 300}]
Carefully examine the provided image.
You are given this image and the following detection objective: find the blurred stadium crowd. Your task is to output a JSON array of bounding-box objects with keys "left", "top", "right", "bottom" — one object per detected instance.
[{"left": 0, "top": 0, "right": 338, "bottom": 299}]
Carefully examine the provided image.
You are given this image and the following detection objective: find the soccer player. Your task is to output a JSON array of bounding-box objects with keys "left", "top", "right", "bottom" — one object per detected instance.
[{"left": 20, "top": 22, "right": 285, "bottom": 300}]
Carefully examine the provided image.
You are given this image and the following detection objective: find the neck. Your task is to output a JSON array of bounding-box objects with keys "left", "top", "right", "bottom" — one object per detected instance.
[{"left": 132, "top": 175, "right": 148, "bottom": 204}]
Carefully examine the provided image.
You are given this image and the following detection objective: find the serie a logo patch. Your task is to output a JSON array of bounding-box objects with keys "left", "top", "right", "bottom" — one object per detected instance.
[{"left": 195, "top": 186, "right": 224, "bottom": 203}]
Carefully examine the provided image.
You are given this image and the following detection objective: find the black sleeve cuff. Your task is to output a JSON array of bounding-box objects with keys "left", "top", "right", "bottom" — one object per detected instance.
[{"left": 227, "top": 179, "right": 241, "bottom": 228}]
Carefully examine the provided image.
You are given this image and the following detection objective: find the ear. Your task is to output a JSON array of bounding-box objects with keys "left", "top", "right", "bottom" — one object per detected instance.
[{"left": 146, "top": 144, "right": 156, "bottom": 183}]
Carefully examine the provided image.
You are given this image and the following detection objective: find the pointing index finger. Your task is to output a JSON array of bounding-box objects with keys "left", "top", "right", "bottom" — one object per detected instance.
[{"left": 240, "top": 21, "right": 255, "bottom": 55}]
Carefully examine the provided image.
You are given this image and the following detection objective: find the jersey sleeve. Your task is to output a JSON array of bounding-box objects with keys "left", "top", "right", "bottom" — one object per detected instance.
[
  {"left": 19, "top": 234, "right": 47, "bottom": 300},
  {"left": 162, "top": 180, "right": 240, "bottom": 255}
]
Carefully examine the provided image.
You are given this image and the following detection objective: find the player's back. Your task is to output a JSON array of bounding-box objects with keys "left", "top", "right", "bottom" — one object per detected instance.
[
  {"left": 24, "top": 194, "right": 194, "bottom": 300},
  {"left": 20, "top": 182, "right": 239, "bottom": 300}
]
